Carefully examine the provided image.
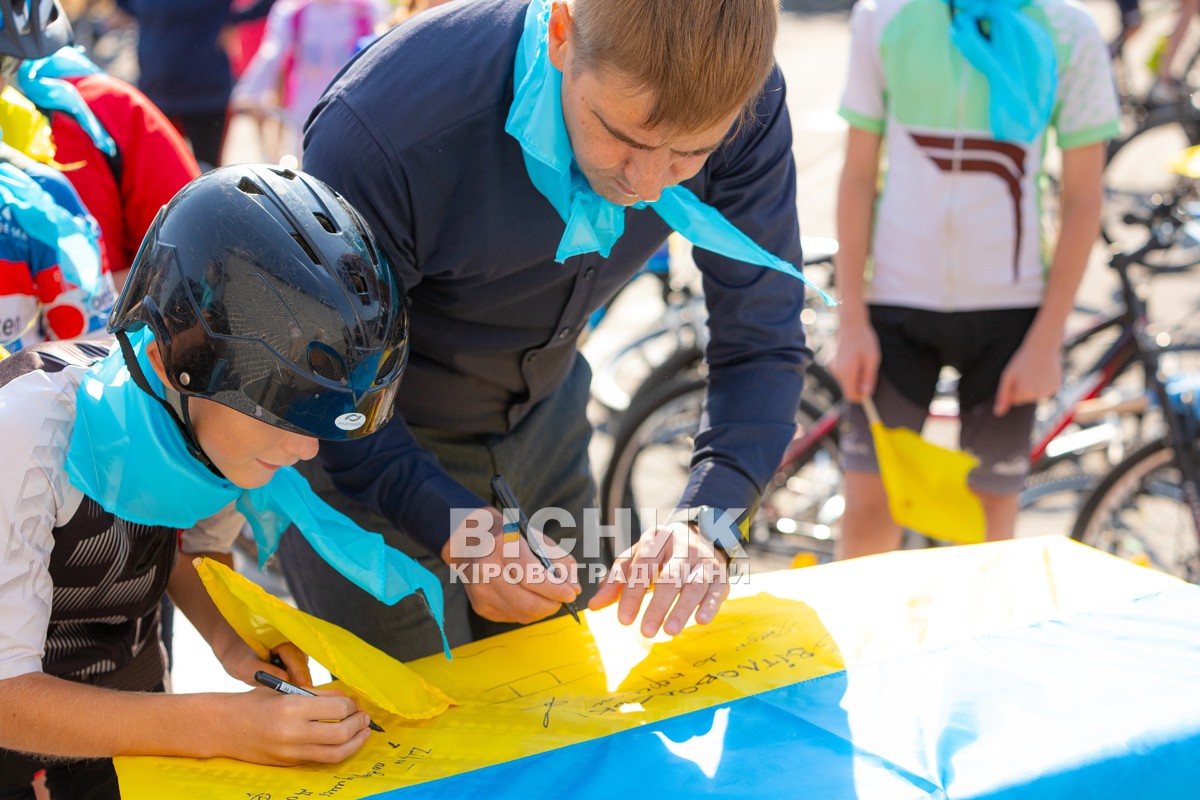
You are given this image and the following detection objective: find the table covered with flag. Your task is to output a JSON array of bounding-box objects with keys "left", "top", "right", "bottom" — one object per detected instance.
[{"left": 116, "top": 536, "right": 1200, "bottom": 798}]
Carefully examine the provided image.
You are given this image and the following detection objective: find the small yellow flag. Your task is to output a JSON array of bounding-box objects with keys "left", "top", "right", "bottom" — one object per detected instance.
[
  {"left": 1167, "top": 144, "right": 1200, "bottom": 179},
  {"left": 864, "top": 397, "right": 986, "bottom": 544},
  {"left": 194, "top": 557, "right": 455, "bottom": 718}
]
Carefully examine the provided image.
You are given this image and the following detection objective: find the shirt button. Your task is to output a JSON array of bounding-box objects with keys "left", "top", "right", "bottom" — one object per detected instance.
[
  {"left": 583, "top": 267, "right": 595, "bottom": 279},
  {"left": 557, "top": 327, "right": 571, "bottom": 339}
]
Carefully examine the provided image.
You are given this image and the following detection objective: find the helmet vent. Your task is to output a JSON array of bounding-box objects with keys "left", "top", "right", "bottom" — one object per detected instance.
[
  {"left": 237, "top": 177, "right": 265, "bottom": 196},
  {"left": 313, "top": 212, "right": 338, "bottom": 234},
  {"left": 374, "top": 348, "right": 401, "bottom": 385},
  {"left": 308, "top": 344, "right": 348, "bottom": 384},
  {"left": 291, "top": 233, "right": 321, "bottom": 265},
  {"left": 349, "top": 271, "right": 370, "bottom": 301}
]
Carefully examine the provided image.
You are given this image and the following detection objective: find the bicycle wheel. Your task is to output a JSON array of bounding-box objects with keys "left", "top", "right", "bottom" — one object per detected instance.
[
  {"left": 1071, "top": 437, "right": 1200, "bottom": 581},
  {"left": 599, "top": 374, "right": 842, "bottom": 562},
  {"left": 1102, "top": 104, "right": 1200, "bottom": 270}
]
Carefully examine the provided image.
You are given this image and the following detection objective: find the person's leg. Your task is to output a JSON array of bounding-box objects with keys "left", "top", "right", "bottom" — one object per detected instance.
[
  {"left": 954, "top": 307, "right": 1041, "bottom": 541},
  {"left": 838, "top": 377, "right": 932, "bottom": 559},
  {"left": 837, "top": 306, "right": 941, "bottom": 559},
  {"left": 838, "top": 469, "right": 902, "bottom": 559}
]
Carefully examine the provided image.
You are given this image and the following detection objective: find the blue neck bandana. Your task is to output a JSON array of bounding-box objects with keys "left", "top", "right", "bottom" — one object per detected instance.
[
  {"left": 64, "top": 330, "right": 450, "bottom": 657},
  {"left": 0, "top": 157, "right": 101, "bottom": 293},
  {"left": 17, "top": 46, "right": 118, "bottom": 158},
  {"left": 504, "top": 0, "right": 833, "bottom": 304},
  {"left": 944, "top": 0, "right": 1057, "bottom": 144}
]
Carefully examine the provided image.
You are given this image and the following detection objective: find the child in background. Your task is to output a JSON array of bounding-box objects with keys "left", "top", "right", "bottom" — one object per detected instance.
[{"left": 232, "top": 0, "right": 384, "bottom": 162}]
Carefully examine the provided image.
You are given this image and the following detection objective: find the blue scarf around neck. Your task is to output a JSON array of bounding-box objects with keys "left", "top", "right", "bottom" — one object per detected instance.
[
  {"left": 944, "top": 0, "right": 1057, "bottom": 144},
  {"left": 64, "top": 329, "right": 450, "bottom": 657},
  {"left": 504, "top": 0, "right": 833, "bottom": 305}
]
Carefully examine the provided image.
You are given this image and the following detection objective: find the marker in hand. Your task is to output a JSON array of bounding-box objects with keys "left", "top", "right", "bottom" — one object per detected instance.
[{"left": 254, "top": 671, "right": 384, "bottom": 733}]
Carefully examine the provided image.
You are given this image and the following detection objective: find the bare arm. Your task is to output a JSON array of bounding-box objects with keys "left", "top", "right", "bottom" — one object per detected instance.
[
  {"left": 994, "top": 141, "right": 1106, "bottom": 415},
  {"left": 167, "top": 552, "right": 310, "bottom": 686},
  {"left": 829, "top": 126, "right": 884, "bottom": 402},
  {"left": 0, "top": 672, "right": 370, "bottom": 764}
]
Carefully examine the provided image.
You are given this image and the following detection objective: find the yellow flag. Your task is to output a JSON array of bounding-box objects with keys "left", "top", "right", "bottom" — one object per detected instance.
[
  {"left": 864, "top": 397, "right": 986, "bottom": 544},
  {"left": 1167, "top": 144, "right": 1200, "bottom": 179},
  {"left": 194, "top": 557, "right": 455, "bottom": 718},
  {"left": 0, "top": 86, "right": 56, "bottom": 163}
]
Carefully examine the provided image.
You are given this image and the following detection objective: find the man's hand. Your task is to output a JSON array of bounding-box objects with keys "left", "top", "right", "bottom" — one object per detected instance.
[
  {"left": 829, "top": 318, "right": 880, "bottom": 403},
  {"left": 441, "top": 508, "right": 581, "bottom": 624},
  {"left": 994, "top": 335, "right": 1063, "bottom": 416},
  {"left": 589, "top": 523, "right": 731, "bottom": 637}
]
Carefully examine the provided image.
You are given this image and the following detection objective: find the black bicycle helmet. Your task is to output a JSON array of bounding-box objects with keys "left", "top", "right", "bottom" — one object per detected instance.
[
  {"left": 110, "top": 164, "right": 409, "bottom": 441},
  {"left": 0, "top": 0, "right": 71, "bottom": 61}
]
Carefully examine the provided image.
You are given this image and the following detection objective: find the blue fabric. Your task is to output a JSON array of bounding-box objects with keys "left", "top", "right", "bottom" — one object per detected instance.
[
  {"left": 368, "top": 586, "right": 1200, "bottom": 799},
  {"left": 64, "top": 330, "right": 450, "bottom": 656},
  {"left": 504, "top": 0, "right": 833, "bottom": 304},
  {"left": 0, "top": 159, "right": 100, "bottom": 293},
  {"left": 943, "top": 0, "right": 1057, "bottom": 144},
  {"left": 17, "top": 47, "right": 118, "bottom": 157}
]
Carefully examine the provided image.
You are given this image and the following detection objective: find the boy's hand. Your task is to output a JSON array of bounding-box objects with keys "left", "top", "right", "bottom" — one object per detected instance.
[
  {"left": 995, "top": 339, "right": 1063, "bottom": 416},
  {"left": 830, "top": 319, "right": 881, "bottom": 403}
]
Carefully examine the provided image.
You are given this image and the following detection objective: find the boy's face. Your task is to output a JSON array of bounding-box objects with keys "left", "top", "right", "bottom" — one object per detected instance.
[
  {"left": 546, "top": 6, "right": 735, "bottom": 205},
  {"left": 146, "top": 341, "right": 319, "bottom": 488},
  {"left": 188, "top": 397, "right": 320, "bottom": 489}
]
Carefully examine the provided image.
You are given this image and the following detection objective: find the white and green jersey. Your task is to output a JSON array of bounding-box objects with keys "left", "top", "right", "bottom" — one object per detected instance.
[{"left": 839, "top": 0, "right": 1120, "bottom": 311}]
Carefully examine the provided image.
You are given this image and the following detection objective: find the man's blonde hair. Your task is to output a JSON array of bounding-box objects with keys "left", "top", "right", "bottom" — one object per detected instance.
[{"left": 567, "top": 0, "right": 779, "bottom": 134}]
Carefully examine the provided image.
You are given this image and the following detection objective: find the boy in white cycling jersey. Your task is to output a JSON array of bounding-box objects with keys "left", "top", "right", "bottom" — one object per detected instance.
[{"left": 830, "top": 0, "right": 1120, "bottom": 557}]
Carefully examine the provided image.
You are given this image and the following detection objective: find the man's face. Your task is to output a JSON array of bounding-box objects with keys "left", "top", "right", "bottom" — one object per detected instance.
[{"left": 547, "top": 7, "right": 736, "bottom": 205}]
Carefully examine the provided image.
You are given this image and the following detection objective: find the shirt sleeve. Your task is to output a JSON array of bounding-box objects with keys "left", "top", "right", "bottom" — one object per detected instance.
[
  {"left": 0, "top": 370, "right": 76, "bottom": 681},
  {"left": 302, "top": 98, "right": 488, "bottom": 553},
  {"left": 685, "top": 65, "right": 812, "bottom": 524},
  {"left": 838, "top": 0, "right": 887, "bottom": 135},
  {"left": 1052, "top": 5, "right": 1121, "bottom": 149},
  {"left": 72, "top": 74, "right": 201, "bottom": 272},
  {"left": 180, "top": 502, "right": 247, "bottom": 554}
]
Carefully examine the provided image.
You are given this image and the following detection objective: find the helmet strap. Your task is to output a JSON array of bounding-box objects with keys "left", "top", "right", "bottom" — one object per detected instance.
[{"left": 115, "top": 329, "right": 225, "bottom": 478}]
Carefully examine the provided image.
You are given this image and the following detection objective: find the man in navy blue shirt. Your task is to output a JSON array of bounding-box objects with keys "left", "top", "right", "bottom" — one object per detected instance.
[{"left": 279, "top": 0, "right": 811, "bottom": 660}]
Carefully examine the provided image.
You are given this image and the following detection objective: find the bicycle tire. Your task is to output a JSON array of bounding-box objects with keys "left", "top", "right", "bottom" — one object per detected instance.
[
  {"left": 1102, "top": 104, "right": 1200, "bottom": 270},
  {"left": 1071, "top": 436, "right": 1200, "bottom": 581},
  {"left": 599, "top": 373, "right": 842, "bottom": 562}
]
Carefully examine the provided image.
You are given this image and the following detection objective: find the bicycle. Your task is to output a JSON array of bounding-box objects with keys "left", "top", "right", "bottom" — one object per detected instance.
[
  {"left": 599, "top": 189, "right": 1200, "bottom": 563},
  {"left": 1070, "top": 371, "right": 1200, "bottom": 580},
  {"left": 1102, "top": 101, "right": 1200, "bottom": 270},
  {"left": 586, "top": 236, "right": 839, "bottom": 417}
]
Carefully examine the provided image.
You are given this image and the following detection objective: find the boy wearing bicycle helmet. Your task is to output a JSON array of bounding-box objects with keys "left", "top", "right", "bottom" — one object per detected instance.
[
  {"left": 0, "top": 164, "right": 440, "bottom": 799},
  {"left": 830, "top": 0, "right": 1120, "bottom": 557},
  {"left": 281, "top": 0, "right": 813, "bottom": 659}
]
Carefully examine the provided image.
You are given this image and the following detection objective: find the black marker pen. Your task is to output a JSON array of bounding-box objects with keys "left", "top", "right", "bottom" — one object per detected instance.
[{"left": 254, "top": 671, "right": 385, "bottom": 733}]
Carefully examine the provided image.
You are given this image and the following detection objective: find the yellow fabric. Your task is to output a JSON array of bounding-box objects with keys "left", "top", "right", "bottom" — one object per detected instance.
[
  {"left": 0, "top": 86, "right": 56, "bottom": 163},
  {"left": 1167, "top": 144, "right": 1200, "bottom": 179},
  {"left": 869, "top": 420, "right": 987, "bottom": 544},
  {"left": 116, "top": 538, "right": 1179, "bottom": 798},
  {"left": 193, "top": 558, "right": 455, "bottom": 718}
]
